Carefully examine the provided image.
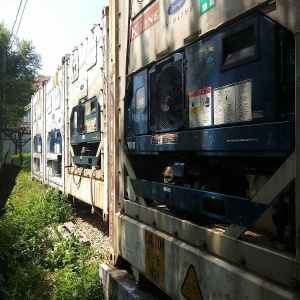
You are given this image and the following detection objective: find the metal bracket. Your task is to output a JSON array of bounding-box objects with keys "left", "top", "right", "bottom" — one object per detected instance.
[{"left": 225, "top": 151, "right": 296, "bottom": 238}]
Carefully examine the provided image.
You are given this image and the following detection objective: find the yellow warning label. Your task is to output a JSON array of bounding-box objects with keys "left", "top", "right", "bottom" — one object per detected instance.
[
  {"left": 181, "top": 264, "right": 202, "bottom": 300},
  {"left": 189, "top": 106, "right": 201, "bottom": 115},
  {"left": 145, "top": 230, "right": 165, "bottom": 288}
]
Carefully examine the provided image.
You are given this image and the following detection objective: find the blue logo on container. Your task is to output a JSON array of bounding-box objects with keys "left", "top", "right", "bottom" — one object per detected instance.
[
  {"left": 80, "top": 84, "right": 84, "bottom": 91},
  {"left": 168, "top": 0, "right": 186, "bottom": 15}
]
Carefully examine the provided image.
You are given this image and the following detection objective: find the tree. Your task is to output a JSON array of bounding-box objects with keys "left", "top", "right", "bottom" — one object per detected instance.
[
  {"left": 0, "top": 24, "right": 10, "bottom": 160},
  {"left": 0, "top": 23, "right": 42, "bottom": 159}
]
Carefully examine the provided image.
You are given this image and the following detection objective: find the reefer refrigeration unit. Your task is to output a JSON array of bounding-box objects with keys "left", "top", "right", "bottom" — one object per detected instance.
[
  {"left": 65, "top": 7, "right": 110, "bottom": 218},
  {"left": 44, "top": 60, "right": 68, "bottom": 191},
  {"left": 31, "top": 81, "right": 46, "bottom": 183},
  {"left": 126, "top": 11, "right": 295, "bottom": 226}
]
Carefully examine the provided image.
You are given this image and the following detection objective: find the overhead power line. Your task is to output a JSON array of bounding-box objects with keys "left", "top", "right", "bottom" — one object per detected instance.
[
  {"left": 11, "top": 0, "right": 23, "bottom": 36},
  {"left": 14, "top": 0, "right": 28, "bottom": 38}
]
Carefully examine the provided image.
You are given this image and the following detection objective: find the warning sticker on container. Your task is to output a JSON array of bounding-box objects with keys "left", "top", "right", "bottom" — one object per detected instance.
[
  {"left": 213, "top": 80, "right": 252, "bottom": 125},
  {"left": 145, "top": 230, "right": 165, "bottom": 288},
  {"left": 214, "top": 84, "right": 235, "bottom": 125},
  {"left": 151, "top": 133, "right": 178, "bottom": 145},
  {"left": 235, "top": 80, "right": 252, "bottom": 122},
  {"left": 86, "top": 117, "right": 97, "bottom": 133},
  {"left": 189, "top": 87, "right": 212, "bottom": 128},
  {"left": 181, "top": 264, "right": 202, "bottom": 300}
]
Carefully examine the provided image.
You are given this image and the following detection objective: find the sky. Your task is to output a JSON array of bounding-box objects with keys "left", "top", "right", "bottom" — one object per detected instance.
[{"left": 0, "top": 0, "right": 108, "bottom": 76}]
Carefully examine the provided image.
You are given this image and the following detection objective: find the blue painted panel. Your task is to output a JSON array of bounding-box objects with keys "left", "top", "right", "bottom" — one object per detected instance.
[
  {"left": 72, "top": 156, "right": 98, "bottom": 166},
  {"left": 48, "top": 129, "right": 62, "bottom": 154},
  {"left": 185, "top": 13, "right": 288, "bottom": 128},
  {"left": 131, "top": 178, "right": 268, "bottom": 227},
  {"left": 128, "top": 69, "right": 148, "bottom": 135},
  {"left": 127, "top": 121, "right": 294, "bottom": 157},
  {"left": 70, "top": 131, "right": 100, "bottom": 145}
]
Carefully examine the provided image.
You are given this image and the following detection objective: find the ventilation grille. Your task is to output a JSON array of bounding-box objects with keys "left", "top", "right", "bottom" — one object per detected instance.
[{"left": 149, "top": 55, "right": 184, "bottom": 133}]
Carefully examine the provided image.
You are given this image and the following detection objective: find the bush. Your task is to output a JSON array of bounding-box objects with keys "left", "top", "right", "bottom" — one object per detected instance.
[
  {"left": 52, "top": 262, "right": 103, "bottom": 300},
  {"left": 0, "top": 188, "right": 73, "bottom": 298},
  {"left": 0, "top": 160, "right": 103, "bottom": 299}
]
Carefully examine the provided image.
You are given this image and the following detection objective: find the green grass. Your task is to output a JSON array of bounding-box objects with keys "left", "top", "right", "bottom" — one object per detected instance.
[
  {"left": 0, "top": 154, "right": 104, "bottom": 300},
  {"left": 6, "top": 153, "right": 46, "bottom": 207}
]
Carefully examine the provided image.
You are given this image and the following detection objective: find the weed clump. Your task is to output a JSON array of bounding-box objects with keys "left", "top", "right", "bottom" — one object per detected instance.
[{"left": 0, "top": 157, "right": 103, "bottom": 299}]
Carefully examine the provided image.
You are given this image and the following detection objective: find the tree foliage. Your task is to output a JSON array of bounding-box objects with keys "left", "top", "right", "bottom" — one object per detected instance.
[{"left": 0, "top": 23, "right": 41, "bottom": 128}]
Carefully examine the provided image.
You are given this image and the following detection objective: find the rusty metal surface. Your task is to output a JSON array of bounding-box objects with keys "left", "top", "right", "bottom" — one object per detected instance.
[{"left": 117, "top": 214, "right": 300, "bottom": 300}]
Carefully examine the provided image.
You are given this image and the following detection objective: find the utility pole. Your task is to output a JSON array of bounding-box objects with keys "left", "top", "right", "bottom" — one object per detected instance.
[{"left": 0, "top": 45, "right": 6, "bottom": 161}]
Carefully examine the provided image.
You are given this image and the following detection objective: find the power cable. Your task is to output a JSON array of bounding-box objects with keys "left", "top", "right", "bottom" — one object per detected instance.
[
  {"left": 14, "top": 0, "right": 28, "bottom": 38},
  {"left": 11, "top": 0, "right": 23, "bottom": 36}
]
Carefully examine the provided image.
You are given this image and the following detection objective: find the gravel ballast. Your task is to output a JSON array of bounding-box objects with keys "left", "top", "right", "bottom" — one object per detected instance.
[{"left": 72, "top": 204, "right": 110, "bottom": 262}]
